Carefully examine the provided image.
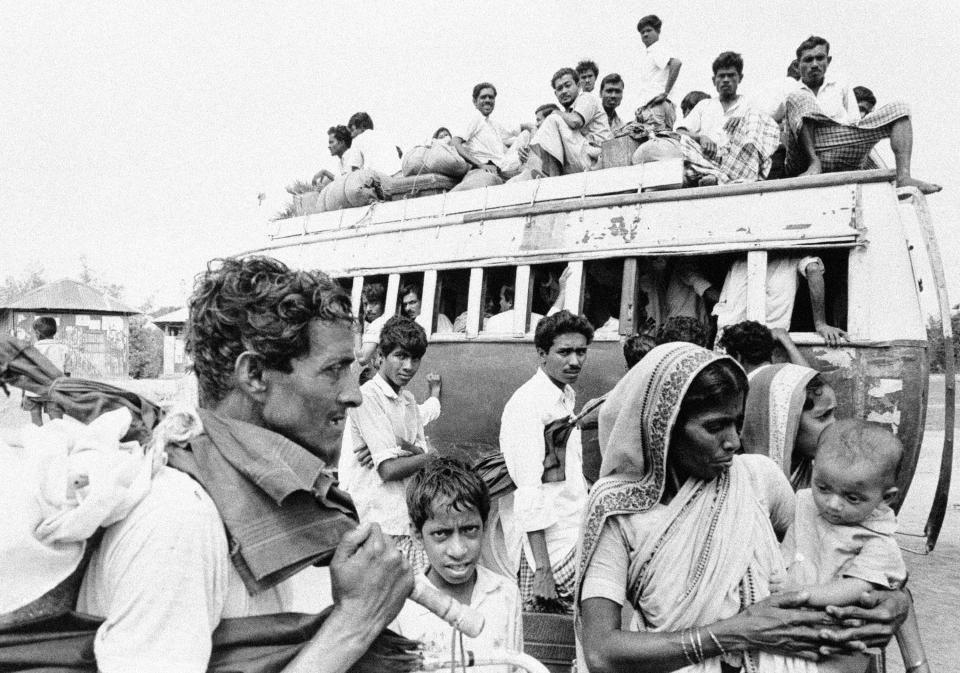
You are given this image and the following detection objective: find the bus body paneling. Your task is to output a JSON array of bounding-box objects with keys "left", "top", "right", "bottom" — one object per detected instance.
[{"left": 254, "top": 170, "right": 939, "bottom": 512}]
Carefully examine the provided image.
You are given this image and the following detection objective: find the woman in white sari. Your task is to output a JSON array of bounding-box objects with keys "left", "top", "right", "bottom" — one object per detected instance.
[{"left": 576, "top": 343, "right": 903, "bottom": 673}]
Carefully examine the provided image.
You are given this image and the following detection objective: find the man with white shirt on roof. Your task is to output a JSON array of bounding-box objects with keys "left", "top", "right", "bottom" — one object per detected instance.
[
  {"left": 347, "top": 111, "right": 402, "bottom": 177},
  {"left": 453, "top": 82, "right": 535, "bottom": 179},
  {"left": 676, "top": 51, "right": 781, "bottom": 184},
  {"left": 312, "top": 125, "right": 360, "bottom": 189},
  {"left": 493, "top": 311, "right": 593, "bottom": 614},
  {"left": 636, "top": 15, "right": 681, "bottom": 118},
  {"left": 777, "top": 35, "right": 940, "bottom": 194},
  {"left": 531, "top": 67, "right": 612, "bottom": 176}
]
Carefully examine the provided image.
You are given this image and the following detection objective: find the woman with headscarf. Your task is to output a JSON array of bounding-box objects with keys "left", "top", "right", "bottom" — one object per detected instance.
[
  {"left": 576, "top": 343, "right": 899, "bottom": 673},
  {"left": 740, "top": 364, "right": 837, "bottom": 489}
]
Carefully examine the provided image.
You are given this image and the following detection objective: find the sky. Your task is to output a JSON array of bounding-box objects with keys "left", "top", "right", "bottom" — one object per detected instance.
[{"left": 3, "top": 0, "right": 958, "bottom": 314}]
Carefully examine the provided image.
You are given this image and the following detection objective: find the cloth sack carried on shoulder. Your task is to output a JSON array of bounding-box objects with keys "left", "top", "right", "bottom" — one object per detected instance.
[
  {"left": 319, "top": 169, "right": 383, "bottom": 212},
  {"left": 401, "top": 140, "right": 470, "bottom": 178}
]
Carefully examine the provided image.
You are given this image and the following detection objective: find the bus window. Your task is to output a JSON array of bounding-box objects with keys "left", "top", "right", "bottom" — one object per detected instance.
[
  {"left": 530, "top": 262, "right": 568, "bottom": 317},
  {"left": 788, "top": 248, "right": 848, "bottom": 332},
  {"left": 359, "top": 274, "right": 389, "bottom": 325},
  {"left": 397, "top": 273, "right": 426, "bottom": 322},
  {"left": 436, "top": 269, "right": 469, "bottom": 333},
  {"left": 480, "top": 266, "right": 520, "bottom": 333},
  {"left": 583, "top": 259, "right": 623, "bottom": 337}
]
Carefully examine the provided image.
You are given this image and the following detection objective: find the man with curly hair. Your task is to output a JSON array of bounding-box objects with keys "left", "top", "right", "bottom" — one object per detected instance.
[
  {"left": 717, "top": 320, "right": 808, "bottom": 375},
  {"left": 76, "top": 256, "right": 414, "bottom": 673}
]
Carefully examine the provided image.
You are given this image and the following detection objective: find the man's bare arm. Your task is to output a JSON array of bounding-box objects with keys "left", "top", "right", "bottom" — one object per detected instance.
[
  {"left": 805, "top": 264, "right": 848, "bottom": 347},
  {"left": 526, "top": 529, "right": 557, "bottom": 601},
  {"left": 452, "top": 136, "right": 497, "bottom": 172}
]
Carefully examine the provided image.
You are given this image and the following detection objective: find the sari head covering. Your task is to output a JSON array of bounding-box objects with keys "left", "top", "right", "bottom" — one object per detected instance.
[{"left": 741, "top": 363, "right": 819, "bottom": 489}]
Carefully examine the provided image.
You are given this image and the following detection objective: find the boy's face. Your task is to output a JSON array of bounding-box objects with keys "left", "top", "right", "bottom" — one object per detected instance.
[
  {"left": 417, "top": 504, "right": 483, "bottom": 586},
  {"left": 378, "top": 346, "right": 421, "bottom": 390},
  {"left": 811, "top": 453, "right": 892, "bottom": 526}
]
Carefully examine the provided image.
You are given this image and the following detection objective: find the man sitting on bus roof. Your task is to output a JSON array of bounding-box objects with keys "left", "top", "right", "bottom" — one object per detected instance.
[
  {"left": 599, "top": 73, "right": 626, "bottom": 136},
  {"left": 312, "top": 125, "right": 360, "bottom": 189},
  {"left": 776, "top": 36, "right": 940, "bottom": 194},
  {"left": 347, "top": 111, "right": 402, "bottom": 177},
  {"left": 492, "top": 311, "right": 593, "bottom": 614},
  {"left": 713, "top": 254, "right": 848, "bottom": 347},
  {"left": 675, "top": 51, "right": 781, "bottom": 185},
  {"left": 530, "top": 67, "right": 612, "bottom": 176},
  {"left": 453, "top": 82, "right": 536, "bottom": 179}
]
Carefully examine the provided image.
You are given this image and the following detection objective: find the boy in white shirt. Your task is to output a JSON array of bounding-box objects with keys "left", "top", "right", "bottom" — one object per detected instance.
[{"left": 393, "top": 456, "right": 523, "bottom": 672}]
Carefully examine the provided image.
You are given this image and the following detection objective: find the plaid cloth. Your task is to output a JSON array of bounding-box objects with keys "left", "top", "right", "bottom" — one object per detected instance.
[
  {"left": 784, "top": 91, "right": 909, "bottom": 174},
  {"left": 393, "top": 534, "right": 429, "bottom": 574},
  {"left": 680, "top": 110, "right": 782, "bottom": 183},
  {"left": 517, "top": 546, "right": 577, "bottom": 614}
]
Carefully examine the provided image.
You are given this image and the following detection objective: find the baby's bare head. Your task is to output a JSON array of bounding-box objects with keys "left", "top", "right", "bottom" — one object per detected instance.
[{"left": 816, "top": 418, "right": 903, "bottom": 489}]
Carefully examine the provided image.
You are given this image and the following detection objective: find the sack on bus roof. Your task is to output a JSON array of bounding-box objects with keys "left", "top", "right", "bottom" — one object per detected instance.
[
  {"left": 450, "top": 168, "right": 504, "bottom": 192},
  {"left": 319, "top": 169, "right": 383, "bottom": 212},
  {"left": 632, "top": 136, "right": 683, "bottom": 165},
  {"left": 401, "top": 140, "right": 470, "bottom": 179}
]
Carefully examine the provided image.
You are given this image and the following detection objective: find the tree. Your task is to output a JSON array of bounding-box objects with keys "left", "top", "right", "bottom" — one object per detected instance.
[
  {"left": 127, "top": 315, "right": 163, "bottom": 379},
  {"left": 926, "top": 307, "right": 960, "bottom": 373},
  {"left": 0, "top": 265, "right": 47, "bottom": 304},
  {"left": 79, "top": 256, "right": 125, "bottom": 300}
]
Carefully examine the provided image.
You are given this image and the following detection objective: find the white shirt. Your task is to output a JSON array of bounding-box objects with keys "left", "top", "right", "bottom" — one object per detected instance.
[
  {"left": 714, "top": 255, "right": 823, "bottom": 331},
  {"left": 770, "top": 71, "right": 860, "bottom": 125},
  {"left": 637, "top": 39, "right": 676, "bottom": 106},
  {"left": 77, "top": 467, "right": 335, "bottom": 673},
  {"left": 350, "top": 128, "right": 401, "bottom": 176},
  {"left": 678, "top": 96, "right": 756, "bottom": 147},
  {"left": 570, "top": 91, "right": 613, "bottom": 145},
  {"left": 361, "top": 312, "right": 389, "bottom": 346},
  {"left": 458, "top": 111, "right": 519, "bottom": 170},
  {"left": 482, "top": 309, "right": 543, "bottom": 334},
  {"left": 392, "top": 566, "right": 523, "bottom": 673},
  {"left": 25, "top": 339, "right": 71, "bottom": 398},
  {"left": 342, "top": 374, "right": 427, "bottom": 535},
  {"left": 497, "top": 368, "right": 588, "bottom": 573}
]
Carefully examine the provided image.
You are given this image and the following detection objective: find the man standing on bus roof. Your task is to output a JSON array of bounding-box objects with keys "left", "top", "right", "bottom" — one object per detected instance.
[
  {"left": 530, "top": 68, "right": 612, "bottom": 177},
  {"left": 452, "top": 82, "right": 536, "bottom": 179},
  {"left": 776, "top": 36, "right": 940, "bottom": 194},
  {"left": 636, "top": 15, "right": 682, "bottom": 122},
  {"left": 493, "top": 311, "right": 593, "bottom": 614}
]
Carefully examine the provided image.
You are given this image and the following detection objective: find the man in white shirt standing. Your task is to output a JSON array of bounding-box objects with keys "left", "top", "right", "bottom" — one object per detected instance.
[
  {"left": 347, "top": 111, "right": 401, "bottom": 177},
  {"left": 531, "top": 67, "right": 612, "bottom": 176},
  {"left": 495, "top": 310, "right": 593, "bottom": 613},
  {"left": 453, "top": 82, "right": 535, "bottom": 179},
  {"left": 636, "top": 15, "right": 682, "bottom": 121},
  {"left": 780, "top": 35, "right": 940, "bottom": 194},
  {"left": 676, "top": 51, "right": 780, "bottom": 185}
]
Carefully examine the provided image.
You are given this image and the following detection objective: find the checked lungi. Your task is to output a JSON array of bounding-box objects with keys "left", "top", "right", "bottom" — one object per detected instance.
[
  {"left": 784, "top": 90, "right": 909, "bottom": 175},
  {"left": 518, "top": 546, "right": 577, "bottom": 614},
  {"left": 680, "top": 110, "right": 781, "bottom": 184}
]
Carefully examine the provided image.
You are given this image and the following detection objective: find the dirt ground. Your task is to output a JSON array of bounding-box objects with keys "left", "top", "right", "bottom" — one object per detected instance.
[{"left": 1, "top": 374, "right": 956, "bottom": 668}]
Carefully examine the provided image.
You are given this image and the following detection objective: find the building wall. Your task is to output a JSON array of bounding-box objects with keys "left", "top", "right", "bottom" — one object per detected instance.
[{"left": 5, "top": 311, "right": 129, "bottom": 378}]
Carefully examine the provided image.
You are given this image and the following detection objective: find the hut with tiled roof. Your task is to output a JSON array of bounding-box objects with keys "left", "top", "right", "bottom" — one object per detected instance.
[
  {"left": 152, "top": 307, "right": 189, "bottom": 375},
  {"left": 0, "top": 279, "right": 139, "bottom": 377}
]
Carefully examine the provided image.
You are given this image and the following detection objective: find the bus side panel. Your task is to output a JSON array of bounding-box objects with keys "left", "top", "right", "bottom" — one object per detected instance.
[
  {"left": 805, "top": 343, "right": 928, "bottom": 511},
  {"left": 407, "top": 341, "right": 624, "bottom": 462}
]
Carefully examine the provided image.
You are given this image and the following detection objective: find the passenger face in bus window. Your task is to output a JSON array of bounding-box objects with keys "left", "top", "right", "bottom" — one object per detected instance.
[
  {"left": 794, "top": 381, "right": 837, "bottom": 460},
  {"left": 539, "top": 332, "right": 589, "bottom": 387},
  {"left": 499, "top": 285, "right": 514, "bottom": 312},
  {"left": 401, "top": 291, "right": 422, "bottom": 320},
  {"left": 364, "top": 300, "right": 384, "bottom": 322}
]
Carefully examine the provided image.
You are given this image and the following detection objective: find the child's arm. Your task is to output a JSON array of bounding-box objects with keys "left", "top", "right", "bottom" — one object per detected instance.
[
  {"left": 801, "top": 577, "right": 875, "bottom": 607},
  {"left": 377, "top": 443, "right": 430, "bottom": 482}
]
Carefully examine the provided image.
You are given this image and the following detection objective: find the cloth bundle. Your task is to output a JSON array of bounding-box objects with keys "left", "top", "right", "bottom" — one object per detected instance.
[
  {"left": 319, "top": 168, "right": 383, "bottom": 212},
  {"left": 401, "top": 140, "right": 470, "bottom": 178},
  {"left": 0, "top": 406, "right": 201, "bottom": 619},
  {"left": 632, "top": 136, "right": 683, "bottom": 164},
  {"left": 450, "top": 168, "right": 504, "bottom": 192}
]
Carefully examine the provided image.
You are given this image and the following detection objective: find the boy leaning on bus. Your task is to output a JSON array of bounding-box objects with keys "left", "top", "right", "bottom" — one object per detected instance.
[{"left": 343, "top": 315, "right": 432, "bottom": 570}]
